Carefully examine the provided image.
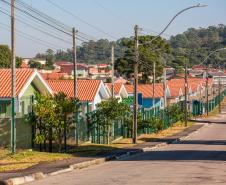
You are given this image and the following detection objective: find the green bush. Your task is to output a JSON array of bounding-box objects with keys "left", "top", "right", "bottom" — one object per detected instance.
[{"left": 142, "top": 117, "right": 164, "bottom": 133}]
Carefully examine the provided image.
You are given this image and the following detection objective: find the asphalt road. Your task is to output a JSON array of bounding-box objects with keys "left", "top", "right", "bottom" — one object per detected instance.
[{"left": 27, "top": 114, "right": 226, "bottom": 185}]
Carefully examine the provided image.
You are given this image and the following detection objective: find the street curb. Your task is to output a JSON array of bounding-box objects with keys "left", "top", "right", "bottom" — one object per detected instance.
[{"left": 0, "top": 124, "right": 205, "bottom": 185}]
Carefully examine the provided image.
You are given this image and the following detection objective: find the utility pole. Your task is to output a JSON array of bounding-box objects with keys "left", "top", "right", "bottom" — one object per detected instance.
[
  {"left": 111, "top": 44, "right": 115, "bottom": 98},
  {"left": 72, "top": 27, "right": 78, "bottom": 146},
  {"left": 163, "top": 58, "right": 167, "bottom": 125},
  {"left": 11, "top": 0, "right": 16, "bottom": 154},
  {"left": 163, "top": 59, "right": 167, "bottom": 109},
  {"left": 205, "top": 65, "right": 209, "bottom": 115},
  {"left": 184, "top": 60, "right": 188, "bottom": 127},
  {"left": 152, "top": 61, "right": 156, "bottom": 115},
  {"left": 133, "top": 25, "right": 139, "bottom": 144},
  {"left": 218, "top": 76, "right": 221, "bottom": 114}
]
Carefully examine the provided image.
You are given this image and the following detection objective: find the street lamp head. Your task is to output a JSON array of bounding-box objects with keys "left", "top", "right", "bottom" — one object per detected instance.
[{"left": 196, "top": 3, "right": 208, "bottom": 7}]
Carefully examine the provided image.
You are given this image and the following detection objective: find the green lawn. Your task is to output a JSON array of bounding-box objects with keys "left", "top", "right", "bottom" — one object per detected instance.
[{"left": 0, "top": 149, "right": 72, "bottom": 172}]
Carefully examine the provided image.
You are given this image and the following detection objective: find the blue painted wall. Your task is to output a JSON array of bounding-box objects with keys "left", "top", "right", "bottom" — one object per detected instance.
[{"left": 143, "top": 98, "right": 161, "bottom": 109}]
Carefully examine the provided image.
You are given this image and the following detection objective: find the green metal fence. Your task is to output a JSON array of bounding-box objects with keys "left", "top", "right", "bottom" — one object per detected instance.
[
  {"left": 192, "top": 89, "right": 226, "bottom": 116},
  {"left": 0, "top": 97, "right": 33, "bottom": 149},
  {"left": 1, "top": 89, "right": 226, "bottom": 149}
]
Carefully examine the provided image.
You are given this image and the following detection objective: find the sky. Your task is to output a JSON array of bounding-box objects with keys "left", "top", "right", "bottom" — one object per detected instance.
[{"left": 0, "top": 0, "right": 226, "bottom": 57}]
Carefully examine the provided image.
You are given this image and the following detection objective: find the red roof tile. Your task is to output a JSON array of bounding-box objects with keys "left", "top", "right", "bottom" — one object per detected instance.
[
  {"left": 0, "top": 68, "right": 34, "bottom": 98},
  {"left": 47, "top": 79, "right": 101, "bottom": 101},
  {"left": 124, "top": 84, "right": 163, "bottom": 98},
  {"left": 41, "top": 72, "right": 67, "bottom": 80},
  {"left": 106, "top": 83, "right": 123, "bottom": 95}
]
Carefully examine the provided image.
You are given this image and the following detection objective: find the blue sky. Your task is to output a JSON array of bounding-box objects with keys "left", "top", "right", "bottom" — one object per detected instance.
[{"left": 0, "top": 0, "right": 226, "bottom": 57}]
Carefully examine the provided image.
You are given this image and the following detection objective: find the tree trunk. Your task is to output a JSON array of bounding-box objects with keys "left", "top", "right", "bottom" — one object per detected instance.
[
  {"left": 58, "top": 134, "right": 62, "bottom": 153},
  {"left": 64, "top": 116, "right": 67, "bottom": 152},
  {"left": 49, "top": 127, "right": 53, "bottom": 153},
  {"left": 107, "top": 125, "right": 111, "bottom": 146}
]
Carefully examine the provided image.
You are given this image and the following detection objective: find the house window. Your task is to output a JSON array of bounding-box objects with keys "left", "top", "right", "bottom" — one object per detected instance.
[{"left": 0, "top": 102, "right": 7, "bottom": 114}]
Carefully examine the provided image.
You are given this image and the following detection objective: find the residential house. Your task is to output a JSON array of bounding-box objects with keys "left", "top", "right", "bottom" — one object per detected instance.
[
  {"left": 54, "top": 61, "right": 88, "bottom": 78},
  {"left": 124, "top": 84, "right": 171, "bottom": 109},
  {"left": 0, "top": 68, "right": 52, "bottom": 117},
  {"left": 114, "top": 78, "right": 127, "bottom": 84},
  {"left": 0, "top": 68, "right": 53, "bottom": 148},
  {"left": 88, "top": 64, "right": 112, "bottom": 81},
  {"left": 47, "top": 79, "right": 110, "bottom": 113},
  {"left": 105, "top": 83, "right": 128, "bottom": 101},
  {"left": 41, "top": 72, "right": 68, "bottom": 80}
]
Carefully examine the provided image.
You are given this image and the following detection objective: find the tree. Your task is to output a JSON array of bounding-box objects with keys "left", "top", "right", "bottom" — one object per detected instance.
[
  {"left": 29, "top": 60, "right": 42, "bottom": 69},
  {"left": 29, "top": 92, "right": 79, "bottom": 152},
  {"left": 0, "top": 45, "right": 22, "bottom": 68},
  {"left": 95, "top": 98, "right": 130, "bottom": 145},
  {"left": 169, "top": 24, "right": 226, "bottom": 68},
  {"left": 32, "top": 93, "right": 58, "bottom": 152},
  {"left": 0, "top": 45, "right": 11, "bottom": 68},
  {"left": 45, "top": 49, "right": 55, "bottom": 69},
  {"left": 115, "top": 35, "right": 170, "bottom": 83},
  {"left": 16, "top": 57, "right": 22, "bottom": 68},
  {"left": 53, "top": 92, "right": 78, "bottom": 152}
]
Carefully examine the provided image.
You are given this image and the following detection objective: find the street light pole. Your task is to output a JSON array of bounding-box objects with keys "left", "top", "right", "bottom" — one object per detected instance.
[{"left": 132, "top": 4, "right": 207, "bottom": 143}]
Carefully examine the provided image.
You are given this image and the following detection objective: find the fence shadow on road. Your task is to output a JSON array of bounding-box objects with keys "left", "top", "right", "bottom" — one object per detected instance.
[
  {"left": 189, "top": 119, "right": 226, "bottom": 124},
  {"left": 176, "top": 140, "right": 226, "bottom": 146},
  {"left": 119, "top": 150, "right": 226, "bottom": 161}
]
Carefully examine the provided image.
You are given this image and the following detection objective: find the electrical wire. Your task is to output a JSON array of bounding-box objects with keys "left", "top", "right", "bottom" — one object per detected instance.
[
  {"left": 45, "top": 0, "right": 117, "bottom": 40},
  {"left": 0, "top": 0, "right": 72, "bottom": 36},
  {"left": 16, "top": 0, "right": 72, "bottom": 32},
  {"left": 0, "top": 23, "right": 63, "bottom": 51}
]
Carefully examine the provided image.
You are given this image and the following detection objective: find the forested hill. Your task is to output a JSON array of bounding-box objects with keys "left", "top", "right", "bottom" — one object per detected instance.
[
  {"left": 169, "top": 24, "right": 226, "bottom": 68},
  {"left": 35, "top": 24, "right": 226, "bottom": 68}
]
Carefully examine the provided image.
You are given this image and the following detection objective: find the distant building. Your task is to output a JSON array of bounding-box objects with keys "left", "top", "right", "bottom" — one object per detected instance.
[
  {"left": 22, "top": 58, "right": 47, "bottom": 68},
  {"left": 54, "top": 61, "right": 88, "bottom": 78},
  {"left": 88, "top": 64, "right": 112, "bottom": 81}
]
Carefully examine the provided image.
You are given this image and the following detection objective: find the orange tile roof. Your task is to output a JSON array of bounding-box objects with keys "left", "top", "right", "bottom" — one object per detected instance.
[
  {"left": 167, "top": 78, "right": 211, "bottom": 96},
  {"left": 20, "top": 62, "right": 29, "bottom": 68},
  {"left": 114, "top": 78, "right": 127, "bottom": 84},
  {"left": 0, "top": 68, "right": 34, "bottom": 98},
  {"left": 41, "top": 72, "right": 67, "bottom": 80},
  {"left": 106, "top": 83, "right": 122, "bottom": 95},
  {"left": 47, "top": 79, "right": 101, "bottom": 101},
  {"left": 124, "top": 84, "right": 163, "bottom": 98},
  {"left": 124, "top": 84, "right": 134, "bottom": 94}
]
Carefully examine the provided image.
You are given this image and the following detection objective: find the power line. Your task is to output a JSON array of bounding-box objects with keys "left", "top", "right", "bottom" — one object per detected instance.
[
  {"left": 16, "top": 0, "right": 71, "bottom": 32},
  {"left": 0, "top": 0, "right": 72, "bottom": 36},
  {"left": 44, "top": 0, "right": 117, "bottom": 40},
  {"left": 0, "top": 9, "right": 73, "bottom": 45},
  {"left": 14, "top": 0, "right": 97, "bottom": 41},
  {"left": 93, "top": 0, "right": 172, "bottom": 39},
  {"left": 0, "top": 8, "right": 89, "bottom": 44},
  {"left": 0, "top": 23, "right": 62, "bottom": 51}
]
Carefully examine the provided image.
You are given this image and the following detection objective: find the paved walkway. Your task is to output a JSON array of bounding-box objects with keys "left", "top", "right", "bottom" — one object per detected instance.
[{"left": 27, "top": 114, "right": 226, "bottom": 185}]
